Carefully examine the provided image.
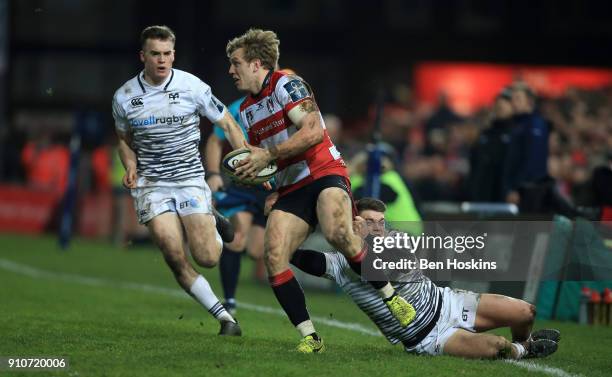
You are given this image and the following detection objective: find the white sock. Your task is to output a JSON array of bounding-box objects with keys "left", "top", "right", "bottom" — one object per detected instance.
[
  {"left": 378, "top": 283, "right": 395, "bottom": 300},
  {"left": 190, "top": 275, "right": 235, "bottom": 323},
  {"left": 511, "top": 342, "right": 527, "bottom": 359},
  {"left": 296, "top": 320, "right": 316, "bottom": 337}
]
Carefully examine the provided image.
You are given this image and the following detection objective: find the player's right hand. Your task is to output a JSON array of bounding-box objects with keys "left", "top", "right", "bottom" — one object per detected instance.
[
  {"left": 123, "top": 167, "right": 137, "bottom": 189},
  {"left": 353, "top": 216, "right": 369, "bottom": 239},
  {"left": 207, "top": 174, "right": 225, "bottom": 193}
]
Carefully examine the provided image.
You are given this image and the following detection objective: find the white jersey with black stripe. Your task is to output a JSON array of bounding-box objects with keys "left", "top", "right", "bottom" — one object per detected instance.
[
  {"left": 112, "top": 69, "right": 226, "bottom": 182},
  {"left": 323, "top": 244, "right": 440, "bottom": 345}
]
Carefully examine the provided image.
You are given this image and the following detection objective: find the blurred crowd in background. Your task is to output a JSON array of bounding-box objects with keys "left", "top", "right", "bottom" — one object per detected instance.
[{"left": 2, "top": 79, "right": 611, "bottom": 218}]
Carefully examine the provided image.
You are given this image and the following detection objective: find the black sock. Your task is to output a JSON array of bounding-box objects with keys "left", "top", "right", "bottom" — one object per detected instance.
[
  {"left": 347, "top": 246, "right": 388, "bottom": 290},
  {"left": 219, "top": 247, "right": 242, "bottom": 302},
  {"left": 269, "top": 269, "right": 310, "bottom": 326}
]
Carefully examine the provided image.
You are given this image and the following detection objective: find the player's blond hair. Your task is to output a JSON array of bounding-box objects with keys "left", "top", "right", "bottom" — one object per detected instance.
[{"left": 226, "top": 29, "right": 280, "bottom": 71}]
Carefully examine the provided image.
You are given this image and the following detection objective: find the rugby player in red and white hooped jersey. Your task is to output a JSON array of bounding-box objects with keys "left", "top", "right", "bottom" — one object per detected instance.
[{"left": 226, "top": 28, "right": 416, "bottom": 353}]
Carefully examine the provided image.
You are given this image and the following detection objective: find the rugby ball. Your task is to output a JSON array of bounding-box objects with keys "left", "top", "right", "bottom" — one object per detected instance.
[{"left": 221, "top": 148, "right": 277, "bottom": 185}]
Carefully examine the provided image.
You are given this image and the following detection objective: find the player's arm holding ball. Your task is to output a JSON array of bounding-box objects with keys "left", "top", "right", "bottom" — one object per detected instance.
[{"left": 236, "top": 98, "right": 323, "bottom": 180}]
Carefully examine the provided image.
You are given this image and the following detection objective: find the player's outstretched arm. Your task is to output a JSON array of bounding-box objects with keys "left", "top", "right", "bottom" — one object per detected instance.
[
  {"left": 290, "top": 249, "right": 327, "bottom": 277},
  {"left": 204, "top": 133, "right": 224, "bottom": 192},
  {"left": 216, "top": 111, "right": 246, "bottom": 150},
  {"left": 116, "top": 130, "right": 138, "bottom": 189}
]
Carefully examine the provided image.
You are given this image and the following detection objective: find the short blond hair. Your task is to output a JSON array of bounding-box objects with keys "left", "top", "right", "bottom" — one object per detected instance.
[{"left": 226, "top": 29, "right": 280, "bottom": 70}]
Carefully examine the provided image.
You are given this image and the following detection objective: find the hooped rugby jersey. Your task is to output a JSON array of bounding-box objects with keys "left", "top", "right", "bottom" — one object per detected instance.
[
  {"left": 239, "top": 71, "right": 347, "bottom": 195},
  {"left": 323, "top": 240, "right": 441, "bottom": 346},
  {"left": 112, "top": 69, "right": 226, "bottom": 181}
]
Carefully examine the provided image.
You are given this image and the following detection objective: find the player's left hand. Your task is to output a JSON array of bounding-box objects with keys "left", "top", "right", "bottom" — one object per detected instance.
[{"left": 235, "top": 141, "right": 273, "bottom": 180}]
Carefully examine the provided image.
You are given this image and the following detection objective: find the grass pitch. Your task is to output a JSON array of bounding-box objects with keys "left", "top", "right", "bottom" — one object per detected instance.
[{"left": 1, "top": 233, "right": 610, "bottom": 377}]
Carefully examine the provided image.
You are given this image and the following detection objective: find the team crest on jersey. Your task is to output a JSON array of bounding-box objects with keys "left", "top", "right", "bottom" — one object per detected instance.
[
  {"left": 168, "top": 92, "right": 180, "bottom": 104},
  {"left": 283, "top": 79, "right": 310, "bottom": 102}
]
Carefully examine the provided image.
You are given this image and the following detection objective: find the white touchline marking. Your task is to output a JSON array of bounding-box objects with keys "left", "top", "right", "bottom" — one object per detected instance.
[
  {"left": 0, "top": 258, "right": 582, "bottom": 377},
  {"left": 504, "top": 360, "right": 583, "bottom": 377},
  {"left": 0, "top": 258, "right": 380, "bottom": 336}
]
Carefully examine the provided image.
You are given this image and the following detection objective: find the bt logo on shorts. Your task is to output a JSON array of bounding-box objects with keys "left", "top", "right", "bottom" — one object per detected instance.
[
  {"left": 179, "top": 196, "right": 202, "bottom": 209},
  {"left": 462, "top": 307, "right": 469, "bottom": 322}
]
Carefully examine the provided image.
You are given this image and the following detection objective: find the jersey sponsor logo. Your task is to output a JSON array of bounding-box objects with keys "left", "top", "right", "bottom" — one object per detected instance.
[
  {"left": 252, "top": 118, "right": 285, "bottom": 137},
  {"left": 283, "top": 79, "right": 310, "bottom": 102},
  {"left": 246, "top": 110, "right": 254, "bottom": 123},
  {"left": 130, "top": 114, "right": 186, "bottom": 127},
  {"left": 131, "top": 97, "right": 144, "bottom": 107}
]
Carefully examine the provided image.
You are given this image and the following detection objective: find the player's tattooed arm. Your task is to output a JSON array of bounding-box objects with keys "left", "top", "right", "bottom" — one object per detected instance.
[
  {"left": 288, "top": 99, "right": 319, "bottom": 128},
  {"left": 269, "top": 99, "right": 324, "bottom": 160},
  {"left": 298, "top": 99, "right": 318, "bottom": 115}
]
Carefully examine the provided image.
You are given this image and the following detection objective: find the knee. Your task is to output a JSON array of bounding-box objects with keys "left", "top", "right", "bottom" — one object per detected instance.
[
  {"left": 323, "top": 222, "right": 352, "bottom": 249},
  {"left": 193, "top": 254, "right": 218, "bottom": 268},
  {"left": 191, "top": 238, "right": 221, "bottom": 268},
  {"left": 521, "top": 303, "right": 536, "bottom": 324},
  {"left": 229, "top": 229, "right": 248, "bottom": 251},
  {"left": 525, "top": 303, "right": 536, "bottom": 323}
]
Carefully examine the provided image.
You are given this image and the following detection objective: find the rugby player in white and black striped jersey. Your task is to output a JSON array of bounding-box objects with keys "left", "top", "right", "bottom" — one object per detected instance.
[
  {"left": 112, "top": 25, "right": 246, "bottom": 336},
  {"left": 290, "top": 198, "right": 560, "bottom": 359}
]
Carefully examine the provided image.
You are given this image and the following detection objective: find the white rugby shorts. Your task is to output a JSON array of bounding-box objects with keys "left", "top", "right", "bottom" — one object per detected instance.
[
  {"left": 405, "top": 287, "right": 480, "bottom": 356},
  {"left": 130, "top": 176, "right": 214, "bottom": 224}
]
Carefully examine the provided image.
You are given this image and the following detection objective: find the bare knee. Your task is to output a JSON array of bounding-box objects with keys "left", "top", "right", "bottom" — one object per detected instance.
[
  {"left": 518, "top": 302, "right": 536, "bottom": 324},
  {"left": 227, "top": 229, "right": 248, "bottom": 251},
  {"left": 323, "top": 221, "right": 352, "bottom": 250},
  {"left": 190, "top": 239, "right": 221, "bottom": 268}
]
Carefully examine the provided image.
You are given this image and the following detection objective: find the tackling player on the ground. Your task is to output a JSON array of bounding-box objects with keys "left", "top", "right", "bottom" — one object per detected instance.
[
  {"left": 112, "top": 25, "right": 244, "bottom": 335},
  {"left": 226, "top": 28, "right": 415, "bottom": 353},
  {"left": 291, "top": 198, "right": 560, "bottom": 359}
]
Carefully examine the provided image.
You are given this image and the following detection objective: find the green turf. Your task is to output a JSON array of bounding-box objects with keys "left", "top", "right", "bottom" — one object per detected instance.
[{"left": 0, "top": 233, "right": 610, "bottom": 377}]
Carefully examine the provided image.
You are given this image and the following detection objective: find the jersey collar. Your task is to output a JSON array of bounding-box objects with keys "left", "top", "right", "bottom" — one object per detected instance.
[
  {"left": 251, "top": 70, "right": 274, "bottom": 99},
  {"left": 137, "top": 69, "right": 175, "bottom": 94}
]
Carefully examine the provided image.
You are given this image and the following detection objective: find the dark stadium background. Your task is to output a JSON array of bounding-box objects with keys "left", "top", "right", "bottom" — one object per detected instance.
[{"left": 2, "top": 2, "right": 612, "bottom": 376}]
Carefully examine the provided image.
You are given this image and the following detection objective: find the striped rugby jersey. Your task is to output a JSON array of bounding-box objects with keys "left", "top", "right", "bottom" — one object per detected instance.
[
  {"left": 239, "top": 71, "right": 347, "bottom": 196},
  {"left": 112, "top": 69, "right": 226, "bottom": 182},
  {"left": 323, "top": 236, "right": 441, "bottom": 345}
]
